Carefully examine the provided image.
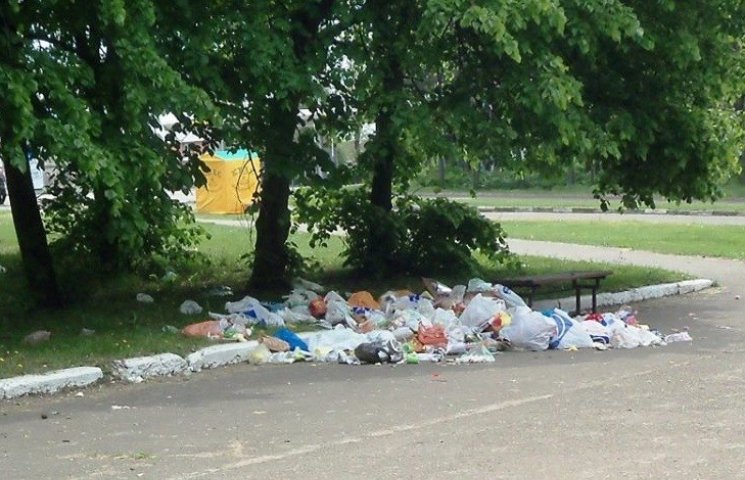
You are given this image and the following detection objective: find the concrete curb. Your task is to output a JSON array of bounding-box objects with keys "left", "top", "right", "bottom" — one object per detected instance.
[
  {"left": 112, "top": 353, "right": 188, "bottom": 383},
  {"left": 0, "top": 278, "right": 714, "bottom": 400},
  {"left": 475, "top": 206, "right": 744, "bottom": 216},
  {"left": 0, "top": 367, "right": 103, "bottom": 400},
  {"left": 532, "top": 279, "right": 713, "bottom": 312},
  {"left": 186, "top": 341, "right": 259, "bottom": 372}
]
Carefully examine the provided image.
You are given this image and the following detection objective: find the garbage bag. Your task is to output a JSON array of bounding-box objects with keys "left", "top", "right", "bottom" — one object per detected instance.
[
  {"left": 499, "top": 306, "right": 556, "bottom": 351},
  {"left": 458, "top": 294, "right": 506, "bottom": 331},
  {"left": 546, "top": 309, "right": 594, "bottom": 350},
  {"left": 354, "top": 342, "right": 400, "bottom": 364},
  {"left": 225, "top": 296, "right": 285, "bottom": 327}
]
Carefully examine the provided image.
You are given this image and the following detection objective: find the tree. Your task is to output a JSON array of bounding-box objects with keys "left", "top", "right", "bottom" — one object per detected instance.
[
  {"left": 37, "top": 0, "right": 214, "bottom": 272},
  {"left": 156, "top": 0, "right": 346, "bottom": 290},
  {"left": 0, "top": 1, "right": 68, "bottom": 306}
]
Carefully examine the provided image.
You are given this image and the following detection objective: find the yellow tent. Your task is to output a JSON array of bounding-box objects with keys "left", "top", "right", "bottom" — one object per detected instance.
[{"left": 196, "top": 149, "right": 260, "bottom": 214}]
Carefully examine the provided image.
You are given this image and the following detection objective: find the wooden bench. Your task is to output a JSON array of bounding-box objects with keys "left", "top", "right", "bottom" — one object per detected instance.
[{"left": 496, "top": 271, "right": 612, "bottom": 314}]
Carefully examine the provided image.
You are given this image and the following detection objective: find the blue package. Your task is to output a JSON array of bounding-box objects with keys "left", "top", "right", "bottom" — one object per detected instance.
[{"left": 274, "top": 327, "right": 309, "bottom": 352}]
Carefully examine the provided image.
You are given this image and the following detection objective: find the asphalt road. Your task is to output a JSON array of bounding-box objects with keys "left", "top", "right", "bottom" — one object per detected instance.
[{"left": 2, "top": 234, "right": 745, "bottom": 479}]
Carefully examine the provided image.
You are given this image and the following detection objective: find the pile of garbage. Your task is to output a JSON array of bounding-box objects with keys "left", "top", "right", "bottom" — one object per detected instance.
[{"left": 180, "top": 277, "right": 692, "bottom": 365}]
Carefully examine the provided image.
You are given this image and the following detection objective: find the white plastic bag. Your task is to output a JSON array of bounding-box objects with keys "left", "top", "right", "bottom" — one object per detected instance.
[
  {"left": 499, "top": 306, "right": 557, "bottom": 351},
  {"left": 278, "top": 307, "right": 317, "bottom": 324},
  {"left": 581, "top": 320, "right": 611, "bottom": 345},
  {"left": 458, "top": 294, "right": 506, "bottom": 331},
  {"left": 303, "top": 329, "right": 368, "bottom": 353},
  {"left": 366, "top": 330, "right": 396, "bottom": 344},
  {"left": 467, "top": 278, "right": 493, "bottom": 293},
  {"left": 224, "top": 296, "right": 285, "bottom": 327},
  {"left": 284, "top": 288, "right": 318, "bottom": 308},
  {"left": 547, "top": 309, "right": 594, "bottom": 349},
  {"left": 417, "top": 298, "right": 436, "bottom": 320},
  {"left": 494, "top": 284, "right": 528, "bottom": 308},
  {"left": 324, "top": 291, "right": 353, "bottom": 326},
  {"left": 455, "top": 345, "right": 496, "bottom": 364},
  {"left": 391, "top": 309, "right": 427, "bottom": 331},
  {"left": 664, "top": 331, "right": 692, "bottom": 343},
  {"left": 292, "top": 277, "right": 325, "bottom": 293},
  {"left": 611, "top": 325, "right": 642, "bottom": 349},
  {"left": 179, "top": 300, "right": 203, "bottom": 315},
  {"left": 136, "top": 293, "right": 154, "bottom": 304},
  {"left": 432, "top": 308, "right": 458, "bottom": 328}
]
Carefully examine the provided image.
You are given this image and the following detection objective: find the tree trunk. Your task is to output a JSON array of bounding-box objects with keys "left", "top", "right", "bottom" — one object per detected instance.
[
  {"left": 369, "top": 111, "right": 395, "bottom": 212},
  {"left": 249, "top": 171, "right": 292, "bottom": 291},
  {"left": 249, "top": 102, "right": 296, "bottom": 291},
  {"left": 2, "top": 154, "right": 61, "bottom": 307},
  {"left": 438, "top": 157, "right": 446, "bottom": 189}
]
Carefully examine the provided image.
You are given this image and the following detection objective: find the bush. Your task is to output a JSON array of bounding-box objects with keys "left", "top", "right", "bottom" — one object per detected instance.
[{"left": 294, "top": 187, "right": 510, "bottom": 276}]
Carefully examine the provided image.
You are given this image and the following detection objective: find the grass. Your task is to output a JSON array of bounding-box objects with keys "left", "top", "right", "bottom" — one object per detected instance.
[
  {"left": 0, "top": 216, "right": 687, "bottom": 378},
  {"left": 419, "top": 182, "right": 745, "bottom": 213},
  {"left": 503, "top": 220, "right": 745, "bottom": 260}
]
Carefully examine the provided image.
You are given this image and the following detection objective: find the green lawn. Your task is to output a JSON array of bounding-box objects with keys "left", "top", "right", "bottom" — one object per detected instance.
[
  {"left": 420, "top": 184, "right": 745, "bottom": 213},
  {"left": 503, "top": 220, "right": 745, "bottom": 260},
  {"left": 0, "top": 217, "right": 687, "bottom": 378}
]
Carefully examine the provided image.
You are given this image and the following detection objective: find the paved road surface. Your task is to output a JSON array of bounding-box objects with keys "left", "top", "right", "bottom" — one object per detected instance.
[{"left": 2, "top": 236, "right": 745, "bottom": 479}]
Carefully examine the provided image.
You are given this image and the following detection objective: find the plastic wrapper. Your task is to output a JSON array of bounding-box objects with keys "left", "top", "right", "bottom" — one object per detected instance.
[
  {"left": 260, "top": 335, "right": 290, "bottom": 352},
  {"left": 455, "top": 345, "right": 496, "bottom": 364}
]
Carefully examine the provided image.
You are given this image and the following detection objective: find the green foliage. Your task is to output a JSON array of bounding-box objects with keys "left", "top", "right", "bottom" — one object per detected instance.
[
  {"left": 294, "top": 186, "right": 510, "bottom": 277},
  {"left": 1, "top": 0, "right": 216, "bottom": 274}
]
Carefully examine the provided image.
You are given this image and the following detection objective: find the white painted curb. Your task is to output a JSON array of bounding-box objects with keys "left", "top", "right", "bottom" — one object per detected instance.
[
  {"left": 0, "top": 367, "right": 103, "bottom": 400},
  {"left": 533, "top": 278, "right": 713, "bottom": 312},
  {"left": 112, "top": 353, "right": 187, "bottom": 383},
  {"left": 187, "top": 341, "right": 259, "bottom": 372}
]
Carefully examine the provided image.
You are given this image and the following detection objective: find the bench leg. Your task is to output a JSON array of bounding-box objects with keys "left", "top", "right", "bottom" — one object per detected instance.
[{"left": 573, "top": 280, "right": 581, "bottom": 315}]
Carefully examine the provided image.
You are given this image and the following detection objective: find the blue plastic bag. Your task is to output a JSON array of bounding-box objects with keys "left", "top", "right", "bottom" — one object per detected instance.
[{"left": 275, "top": 327, "right": 309, "bottom": 352}]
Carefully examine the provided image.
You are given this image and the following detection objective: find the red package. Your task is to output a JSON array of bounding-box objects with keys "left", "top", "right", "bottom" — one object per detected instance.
[{"left": 417, "top": 324, "right": 448, "bottom": 348}]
